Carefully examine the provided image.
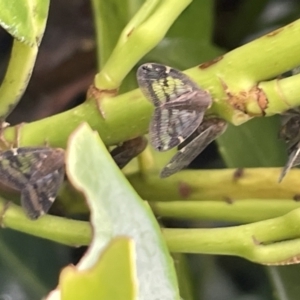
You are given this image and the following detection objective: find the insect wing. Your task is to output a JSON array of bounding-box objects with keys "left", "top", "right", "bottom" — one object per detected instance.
[
  {"left": 137, "top": 63, "right": 212, "bottom": 151},
  {"left": 150, "top": 106, "right": 201, "bottom": 151},
  {"left": 21, "top": 166, "right": 65, "bottom": 219},
  {"left": 279, "top": 109, "right": 300, "bottom": 149},
  {"left": 137, "top": 63, "right": 210, "bottom": 108},
  {"left": 111, "top": 136, "right": 147, "bottom": 169},
  {"left": 279, "top": 142, "right": 300, "bottom": 182},
  {"left": 160, "top": 128, "right": 211, "bottom": 178},
  {"left": 0, "top": 147, "right": 65, "bottom": 219},
  {"left": 0, "top": 147, "right": 48, "bottom": 191},
  {"left": 29, "top": 148, "right": 65, "bottom": 180},
  {"left": 279, "top": 108, "right": 300, "bottom": 181},
  {"left": 160, "top": 118, "right": 227, "bottom": 178}
]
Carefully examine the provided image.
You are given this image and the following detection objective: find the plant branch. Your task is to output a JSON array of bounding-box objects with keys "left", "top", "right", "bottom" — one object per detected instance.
[
  {"left": 151, "top": 200, "right": 300, "bottom": 223},
  {"left": 2, "top": 20, "right": 300, "bottom": 148},
  {"left": 128, "top": 168, "right": 300, "bottom": 201},
  {"left": 261, "top": 73, "right": 300, "bottom": 115},
  {"left": 163, "top": 208, "right": 300, "bottom": 265},
  {"left": 0, "top": 40, "right": 37, "bottom": 120},
  {"left": 3, "top": 196, "right": 300, "bottom": 265},
  {"left": 95, "top": 0, "right": 192, "bottom": 89},
  {"left": 0, "top": 199, "right": 91, "bottom": 247}
]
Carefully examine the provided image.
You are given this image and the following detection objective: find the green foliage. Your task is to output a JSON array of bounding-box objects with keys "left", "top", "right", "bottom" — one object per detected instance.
[
  {"left": 60, "top": 237, "right": 137, "bottom": 300},
  {"left": 0, "top": 0, "right": 299, "bottom": 299},
  {"left": 0, "top": 0, "right": 49, "bottom": 46},
  {"left": 218, "top": 116, "right": 287, "bottom": 167},
  {"left": 0, "top": 0, "right": 49, "bottom": 119},
  {"left": 65, "top": 123, "right": 179, "bottom": 299}
]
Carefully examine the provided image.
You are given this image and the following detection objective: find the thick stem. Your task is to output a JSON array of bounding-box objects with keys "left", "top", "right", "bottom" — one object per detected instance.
[
  {"left": 95, "top": 0, "right": 192, "bottom": 89},
  {"left": 164, "top": 207, "right": 300, "bottom": 265},
  {"left": 0, "top": 40, "right": 38, "bottom": 120},
  {"left": 2, "top": 20, "right": 300, "bottom": 147},
  {"left": 151, "top": 200, "right": 300, "bottom": 223},
  {"left": 128, "top": 168, "right": 300, "bottom": 201},
  {"left": 3, "top": 196, "right": 300, "bottom": 265},
  {"left": 261, "top": 73, "right": 300, "bottom": 114},
  {"left": 0, "top": 199, "right": 91, "bottom": 246}
]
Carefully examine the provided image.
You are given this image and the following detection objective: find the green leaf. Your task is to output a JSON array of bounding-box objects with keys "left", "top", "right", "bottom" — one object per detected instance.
[
  {"left": 217, "top": 116, "right": 287, "bottom": 168},
  {"left": 268, "top": 266, "right": 300, "bottom": 300},
  {"left": 60, "top": 237, "right": 137, "bottom": 300},
  {"left": 167, "top": 0, "right": 214, "bottom": 42},
  {"left": 91, "top": 0, "right": 138, "bottom": 68},
  {"left": 65, "top": 123, "right": 180, "bottom": 299},
  {"left": 146, "top": 0, "right": 224, "bottom": 69},
  {"left": 0, "top": 0, "right": 49, "bottom": 46},
  {"left": 147, "top": 39, "right": 223, "bottom": 70},
  {"left": 0, "top": 1, "right": 49, "bottom": 119},
  {"left": 0, "top": 229, "right": 70, "bottom": 300}
]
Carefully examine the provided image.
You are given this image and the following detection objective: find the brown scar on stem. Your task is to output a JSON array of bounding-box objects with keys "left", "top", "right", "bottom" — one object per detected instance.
[
  {"left": 223, "top": 196, "right": 234, "bottom": 204},
  {"left": 87, "top": 84, "right": 118, "bottom": 119},
  {"left": 126, "top": 27, "right": 134, "bottom": 37},
  {"left": 198, "top": 56, "right": 224, "bottom": 69},
  {"left": 219, "top": 78, "right": 247, "bottom": 113},
  {"left": 263, "top": 255, "right": 300, "bottom": 266},
  {"left": 249, "top": 85, "right": 268, "bottom": 115},
  {"left": 266, "top": 27, "right": 284, "bottom": 37},
  {"left": 233, "top": 168, "right": 244, "bottom": 181},
  {"left": 252, "top": 235, "right": 261, "bottom": 245},
  {"left": 293, "top": 194, "right": 300, "bottom": 201},
  {"left": 178, "top": 181, "right": 191, "bottom": 198},
  {"left": 219, "top": 78, "right": 268, "bottom": 116}
]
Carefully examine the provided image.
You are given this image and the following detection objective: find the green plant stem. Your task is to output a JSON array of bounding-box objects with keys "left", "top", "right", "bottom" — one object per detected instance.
[
  {"left": 3, "top": 164, "right": 300, "bottom": 232},
  {"left": 91, "top": 0, "right": 131, "bottom": 69},
  {"left": 151, "top": 200, "right": 300, "bottom": 223},
  {"left": 0, "top": 199, "right": 91, "bottom": 246},
  {"left": 0, "top": 40, "right": 37, "bottom": 119},
  {"left": 186, "top": 18, "right": 300, "bottom": 123},
  {"left": 2, "top": 20, "right": 300, "bottom": 147},
  {"left": 128, "top": 168, "right": 300, "bottom": 201},
  {"left": 173, "top": 254, "right": 196, "bottom": 300},
  {"left": 61, "top": 167, "right": 300, "bottom": 217},
  {"left": 95, "top": 0, "right": 191, "bottom": 89},
  {"left": 163, "top": 207, "right": 300, "bottom": 264},
  {"left": 3, "top": 197, "right": 300, "bottom": 265},
  {"left": 2, "top": 90, "right": 152, "bottom": 147},
  {"left": 118, "top": 0, "right": 161, "bottom": 45},
  {"left": 261, "top": 73, "right": 300, "bottom": 115}
]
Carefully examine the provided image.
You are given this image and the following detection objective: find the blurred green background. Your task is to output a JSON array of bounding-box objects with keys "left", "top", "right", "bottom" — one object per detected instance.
[{"left": 0, "top": 0, "right": 300, "bottom": 299}]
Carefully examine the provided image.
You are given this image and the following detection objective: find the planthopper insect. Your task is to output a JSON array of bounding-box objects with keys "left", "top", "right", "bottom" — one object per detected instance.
[
  {"left": 110, "top": 136, "right": 147, "bottom": 169},
  {"left": 160, "top": 117, "right": 227, "bottom": 178},
  {"left": 0, "top": 147, "right": 65, "bottom": 219},
  {"left": 279, "top": 108, "right": 300, "bottom": 182},
  {"left": 137, "top": 63, "right": 227, "bottom": 177},
  {"left": 137, "top": 63, "right": 212, "bottom": 151}
]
